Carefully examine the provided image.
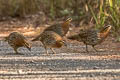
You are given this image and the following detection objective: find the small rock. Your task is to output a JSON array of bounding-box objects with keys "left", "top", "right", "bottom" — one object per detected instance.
[{"left": 93, "top": 66, "right": 99, "bottom": 69}]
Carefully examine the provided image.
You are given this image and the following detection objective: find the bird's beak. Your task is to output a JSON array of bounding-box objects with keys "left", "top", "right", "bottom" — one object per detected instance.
[
  {"left": 29, "top": 48, "right": 31, "bottom": 51},
  {"left": 27, "top": 47, "right": 31, "bottom": 51}
]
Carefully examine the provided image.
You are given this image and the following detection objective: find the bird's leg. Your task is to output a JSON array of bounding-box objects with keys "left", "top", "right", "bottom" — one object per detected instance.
[
  {"left": 92, "top": 45, "right": 98, "bottom": 52},
  {"left": 85, "top": 44, "right": 89, "bottom": 52},
  {"left": 42, "top": 43, "right": 49, "bottom": 55},
  {"left": 13, "top": 47, "right": 19, "bottom": 54},
  {"left": 44, "top": 46, "right": 49, "bottom": 55},
  {"left": 50, "top": 48, "right": 56, "bottom": 54},
  {"left": 14, "top": 47, "right": 24, "bottom": 55}
]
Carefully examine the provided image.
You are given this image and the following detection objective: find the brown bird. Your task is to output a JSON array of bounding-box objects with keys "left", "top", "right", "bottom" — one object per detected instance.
[
  {"left": 68, "top": 25, "right": 112, "bottom": 52},
  {"left": 44, "top": 18, "right": 72, "bottom": 36},
  {"left": 32, "top": 31, "right": 66, "bottom": 54},
  {"left": 32, "top": 18, "right": 72, "bottom": 41},
  {"left": 4, "top": 32, "right": 31, "bottom": 54}
]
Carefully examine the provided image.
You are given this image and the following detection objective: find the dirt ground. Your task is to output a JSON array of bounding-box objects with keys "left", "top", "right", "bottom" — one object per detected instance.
[{"left": 0, "top": 20, "right": 120, "bottom": 80}]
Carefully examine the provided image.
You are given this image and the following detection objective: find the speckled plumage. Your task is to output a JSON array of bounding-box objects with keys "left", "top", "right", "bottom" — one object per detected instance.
[
  {"left": 5, "top": 32, "right": 31, "bottom": 54},
  {"left": 32, "top": 31, "right": 66, "bottom": 54},
  {"left": 43, "top": 18, "right": 72, "bottom": 37},
  {"left": 68, "top": 25, "right": 112, "bottom": 52},
  {"left": 32, "top": 18, "right": 72, "bottom": 41}
]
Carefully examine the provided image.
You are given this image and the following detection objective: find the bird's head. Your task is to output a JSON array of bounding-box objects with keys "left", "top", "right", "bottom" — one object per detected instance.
[
  {"left": 66, "top": 18, "right": 72, "bottom": 22},
  {"left": 62, "top": 18, "right": 72, "bottom": 36},
  {"left": 62, "top": 18, "right": 72, "bottom": 26},
  {"left": 104, "top": 25, "right": 112, "bottom": 31},
  {"left": 98, "top": 25, "right": 112, "bottom": 42},
  {"left": 100, "top": 25, "right": 112, "bottom": 33}
]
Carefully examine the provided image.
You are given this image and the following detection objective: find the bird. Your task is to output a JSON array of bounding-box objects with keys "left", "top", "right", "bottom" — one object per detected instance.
[
  {"left": 67, "top": 25, "right": 112, "bottom": 52},
  {"left": 44, "top": 18, "right": 72, "bottom": 37},
  {"left": 4, "top": 32, "right": 31, "bottom": 54},
  {"left": 32, "top": 31, "right": 66, "bottom": 54},
  {"left": 32, "top": 18, "right": 72, "bottom": 41},
  {"left": 44, "top": 18, "right": 72, "bottom": 36}
]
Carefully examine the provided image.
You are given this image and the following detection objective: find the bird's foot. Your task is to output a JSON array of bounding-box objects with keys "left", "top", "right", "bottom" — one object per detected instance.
[{"left": 50, "top": 48, "right": 56, "bottom": 54}]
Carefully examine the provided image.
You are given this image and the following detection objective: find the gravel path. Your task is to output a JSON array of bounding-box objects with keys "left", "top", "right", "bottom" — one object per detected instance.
[{"left": 0, "top": 37, "right": 120, "bottom": 80}]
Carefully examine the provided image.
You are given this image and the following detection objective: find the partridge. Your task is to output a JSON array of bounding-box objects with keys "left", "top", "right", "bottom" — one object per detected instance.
[
  {"left": 32, "top": 31, "right": 66, "bottom": 54},
  {"left": 32, "top": 18, "right": 72, "bottom": 41},
  {"left": 5, "top": 32, "right": 31, "bottom": 54},
  {"left": 68, "top": 25, "right": 112, "bottom": 52},
  {"left": 43, "top": 18, "right": 72, "bottom": 37}
]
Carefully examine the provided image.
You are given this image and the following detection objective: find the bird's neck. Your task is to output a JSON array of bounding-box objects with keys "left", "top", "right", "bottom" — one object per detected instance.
[
  {"left": 99, "top": 27, "right": 111, "bottom": 38},
  {"left": 98, "top": 27, "right": 111, "bottom": 44},
  {"left": 62, "top": 20, "right": 70, "bottom": 27},
  {"left": 62, "top": 21, "right": 70, "bottom": 34}
]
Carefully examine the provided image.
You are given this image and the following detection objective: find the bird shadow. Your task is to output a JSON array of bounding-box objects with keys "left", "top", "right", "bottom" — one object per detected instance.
[{"left": 5, "top": 53, "right": 24, "bottom": 55}]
